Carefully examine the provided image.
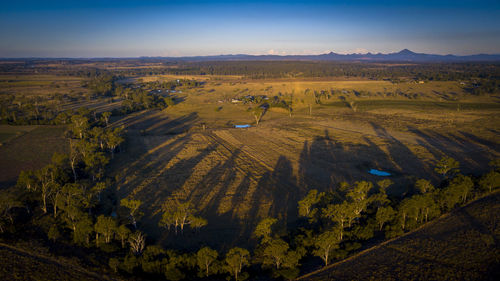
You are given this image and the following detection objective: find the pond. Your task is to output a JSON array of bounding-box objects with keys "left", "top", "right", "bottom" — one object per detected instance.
[
  {"left": 234, "top": 124, "right": 251, "bottom": 128},
  {"left": 369, "top": 169, "right": 391, "bottom": 176}
]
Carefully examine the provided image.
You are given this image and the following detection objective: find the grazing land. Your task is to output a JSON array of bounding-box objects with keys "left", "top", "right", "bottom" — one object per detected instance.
[{"left": 0, "top": 59, "right": 499, "bottom": 280}]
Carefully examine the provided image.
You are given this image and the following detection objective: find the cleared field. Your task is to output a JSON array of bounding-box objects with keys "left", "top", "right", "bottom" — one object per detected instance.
[
  {"left": 0, "top": 125, "right": 37, "bottom": 143},
  {"left": 0, "top": 74, "right": 86, "bottom": 96},
  {"left": 109, "top": 94, "right": 500, "bottom": 251},
  {"left": 0, "top": 126, "right": 69, "bottom": 188},
  {"left": 300, "top": 191, "right": 500, "bottom": 281}
]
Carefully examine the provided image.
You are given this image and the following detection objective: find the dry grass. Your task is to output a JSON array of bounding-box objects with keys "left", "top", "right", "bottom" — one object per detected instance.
[
  {"left": 108, "top": 89, "right": 499, "bottom": 250},
  {"left": 0, "top": 126, "right": 69, "bottom": 188},
  {"left": 0, "top": 74, "right": 86, "bottom": 96}
]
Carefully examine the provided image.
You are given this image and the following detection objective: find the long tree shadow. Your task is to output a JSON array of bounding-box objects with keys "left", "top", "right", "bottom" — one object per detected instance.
[
  {"left": 156, "top": 148, "right": 245, "bottom": 250},
  {"left": 458, "top": 131, "right": 500, "bottom": 153},
  {"left": 130, "top": 111, "right": 199, "bottom": 135},
  {"left": 408, "top": 126, "right": 496, "bottom": 175},
  {"left": 369, "top": 122, "right": 434, "bottom": 182},
  {"left": 298, "top": 130, "right": 401, "bottom": 195}
]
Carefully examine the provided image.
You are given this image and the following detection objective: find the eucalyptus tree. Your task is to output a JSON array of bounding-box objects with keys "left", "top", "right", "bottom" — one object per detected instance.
[
  {"left": 313, "top": 228, "right": 342, "bottom": 266},
  {"left": 224, "top": 247, "right": 250, "bottom": 281},
  {"left": 120, "top": 198, "right": 142, "bottom": 228},
  {"left": 95, "top": 215, "right": 117, "bottom": 245},
  {"left": 196, "top": 247, "right": 219, "bottom": 277},
  {"left": 435, "top": 156, "right": 459, "bottom": 178},
  {"left": 298, "top": 189, "right": 324, "bottom": 219}
]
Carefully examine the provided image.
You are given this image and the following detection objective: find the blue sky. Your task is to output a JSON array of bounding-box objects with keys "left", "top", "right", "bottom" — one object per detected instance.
[{"left": 1, "top": 0, "right": 499, "bottom": 57}]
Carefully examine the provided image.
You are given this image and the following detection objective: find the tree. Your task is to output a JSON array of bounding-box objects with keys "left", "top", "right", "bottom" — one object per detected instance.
[
  {"left": 69, "top": 139, "right": 80, "bottom": 182},
  {"left": 415, "top": 179, "right": 434, "bottom": 194},
  {"left": 82, "top": 151, "right": 109, "bottom": 182},
  {"left": 105, "top": 127, "right": 124, "bottom": 158},
  {"left": 141, "top": 245, "right": 167, "bottom": 274},
  {"left": 164, "top": 250, "right": 186, "bottom": 281},
  {"left": 48, "top": 225, "right": 60, "bottom": 242},
  {"left": 95, "top": 215, "right": 117, "bottom": 245},
  {"left": 298, "top": 189, "right": 324, "bottom": 218},
  {"left": 376, "top": 206, "right": 395, "bottom": 230},
  {"left": 62, "top": 204, "right": 85, "bottom": 234},
  {"left": 90, "top": 126, "right": 106, "bottom": 150},
  {"left": 101, "top": 111, "right": 112, "bottom": 126},
  {"left": 0, "top": 194, "right": 21, "bottom": 233},
  {"left": 129, "top": 231, "right": 146, "bottom": 255},
  {"left": 109, "top": 258, "right": 120, "bottom": 273},
  {"left": 262, "top": 238, "right": 289, "bottom": 270},
  {"left": 117, "top": 225, "right": 131, "bottom": 248},
  {"left": 159, "top": 199, "right": 202, "bottom": 234},
  {"left": 17, "top": 170, "right": 36, "bottom": 191},
  {"left": 190, "top": 216, "right": 207, "bottom": 232},
  {"left": 377, "top": 179, "right": 393, "bottom": 194},
  {"left": 196, "top": 247, "right": 219, "bottom": 277},
  {"left": 313, "top": 228, "right": 341, "bottom": 266},
  {"left": 254, "top": 217, "right": 278, "bottom": 244},
  {"left": 435, "top": 156, "right": 459, "bottom": 178},
  {"left": 71, "top": 115, "right": 90, "bottom": 139},
  {"left": 347, "top": 181, "right": 372, "bottom": 202},
  {"left": 48, "top": 183, "right": 63, "bottom": 218},
  {"left": 74, "top": 216, "right": 93, "bottom": 246},
  {"left": 224, "top": 247, "right": 250, "bottom": 281},
  {"left": 252, "top": 106, "right": 265, "bottom": 125},
  {"left": 35, "top": 166, "right": 54, "bottom": 214},
  {"left": 120, "top": 198, "right": 142, "bottom": 228},
  {"left": 479, "top": 171, "right": 500, "bottom": 193},
  {"left": 447, "top": 174, "right": 474, "bottom": 204},
  {"left": 322, "top": 202, "right": 350, "bottom": 240}
]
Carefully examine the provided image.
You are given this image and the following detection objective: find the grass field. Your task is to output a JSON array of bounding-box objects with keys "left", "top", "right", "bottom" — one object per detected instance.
[
  {"left": 0, "top": 68, "right": 498, "bottom": 280},
  {"left": 107, "top": 78, "right": 500, "bottom": 251},
  {"left": 0, "top": 125, "right": 37, "bottom": 143},
  {"left": 300, "top": 191, "right": 500, "bottom": 281},
  {"left": 0, "top": 126, "right": 69, "bottom": 188},
  {"left": 0, "top": 74, "right": 86, "bottom": 96}
]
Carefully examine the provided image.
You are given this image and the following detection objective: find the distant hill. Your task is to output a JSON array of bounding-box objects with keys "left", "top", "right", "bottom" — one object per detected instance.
[{"left": 144, "top": 49, "right": 500, "bottom": 62}]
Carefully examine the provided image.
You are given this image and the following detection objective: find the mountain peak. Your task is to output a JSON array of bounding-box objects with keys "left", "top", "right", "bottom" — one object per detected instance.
[{"left": 398, "top": 49, "right": 415, "bottom": 55}]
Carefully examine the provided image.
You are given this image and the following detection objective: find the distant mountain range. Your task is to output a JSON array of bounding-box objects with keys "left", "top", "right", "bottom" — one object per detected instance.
[
  {"left": 147, "top": 49, "right": 500, "bottom": 62},
  {"left": 5, "top": 49, "right": 500, "bottom": 62}
]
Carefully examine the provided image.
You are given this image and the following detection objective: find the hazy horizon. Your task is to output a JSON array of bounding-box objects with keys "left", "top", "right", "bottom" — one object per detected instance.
[{"left": 1, "top": 0, "right": 500, "bottom": 58}]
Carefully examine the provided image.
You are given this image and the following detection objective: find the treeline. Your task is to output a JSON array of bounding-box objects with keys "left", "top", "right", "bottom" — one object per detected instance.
[
  {"left": 5, "top": 60, "right": 500, "bottom": 83},
  {"left": 148, "top": 61, "right": 500, "bottom": 82},
  {"left": 138, "top": 79, "right": 203, "bottom": 90}
]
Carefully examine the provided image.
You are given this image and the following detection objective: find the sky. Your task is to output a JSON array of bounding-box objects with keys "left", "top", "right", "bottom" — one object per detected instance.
[{"left": 0, "top": 0, "right": 499, "bottom": 57}]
